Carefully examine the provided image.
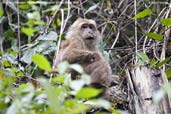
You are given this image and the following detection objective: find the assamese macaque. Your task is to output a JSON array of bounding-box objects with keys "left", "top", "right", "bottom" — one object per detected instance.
[{"left": 54, "top": 18, "right": 112, "bottom": 87}]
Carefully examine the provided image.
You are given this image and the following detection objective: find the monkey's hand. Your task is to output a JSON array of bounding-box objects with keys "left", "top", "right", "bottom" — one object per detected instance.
[
  {"left": 87, "top": 52, "right": 100, "bottom": 63},
  {"left": 61, "top": 49, "right": 100, "bottom": 64}
]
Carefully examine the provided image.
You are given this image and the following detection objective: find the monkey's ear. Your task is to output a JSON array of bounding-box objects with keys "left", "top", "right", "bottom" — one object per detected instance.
[{"left": 71, "top": 18, "right": 83, "bottom": 28}]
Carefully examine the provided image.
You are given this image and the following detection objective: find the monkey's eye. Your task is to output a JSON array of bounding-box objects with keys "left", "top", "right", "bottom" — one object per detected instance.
[
  {"left": 81, "top": 24, "right": 89, "bottom": 29},
  {"left": 89, "top": 24, "right": 95, "bottom": 30}
]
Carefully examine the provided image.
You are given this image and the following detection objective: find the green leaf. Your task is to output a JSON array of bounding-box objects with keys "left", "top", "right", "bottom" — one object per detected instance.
[
  {"left": 165, "top": 68, "right": 171, "bottom": 78},
  {"left": 0, "top": 70, "right": 4, "bottom": 80},
  {"left": 145, "top": 32, "right": 163, "bottom": 41},
  {"left": 2, "top": 60, "right": 11, "bottom": 67},
  {"left": 27, "top": 1, "right": 37, "bottom": 5},
  {"left": 27, "top": 11, "right": 40, "bottom": 20},
  {"left": 19, "top": 3, "right": 30, "bottom": 9},
  {"left": 85, "top": 99, "right": 111, "bottom": 109},
  {"left": 34, "top": 21, "right": 45, "bottom": 26},
  {"left": 32, "top": 53, "right": 51, "bottom": 71},
  {"left": 15, "top": 83, "right": 34, "bottom": 94},
  {"left": 56, "top": 18, "right": 61, "bottom": 26},
  {"left": 21, "top": 27, "right": 37, "bottom": 37},
  {"left": 156, "top": 58, "right": 170, "bottom": 68},
  {"left": 0, "top": 8, "right": 4, "bottom": 17},
  {"left": 76, "top": 87, "right": 101, "bottom": 99},
  {"left": 138, "top": 53, "right": 149, "bottom": 63},
  {"left": 133, "top": 9, "right": 152, "bottom": 19},
  {"left": 41, "top": 80, "right": 63, "bottom": 114},
  {"left": 63, "top": 100, "right": 90, "bottom": 114},
  {"left": 1, "top": 77, "right": 16, "bottom": 87},
  {"left": 150, "top": 58, "right": 158, "bottom": 68},
  {"left": 112, "top": 110, "right": 122, "bottom": 114},
  {"left": 161, "top": 18, "right": 171, "bottom": 26},
  {"left": 16, "top": 71, "right": 24, "bottom": 77},
  {"left": 52, "top": 76, "right": 65, "bottom": 83}
]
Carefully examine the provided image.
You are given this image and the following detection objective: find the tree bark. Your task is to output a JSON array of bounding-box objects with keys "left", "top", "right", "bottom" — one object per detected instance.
[{"left": 126, "top": 66, "right": 171, "bottom": 114}]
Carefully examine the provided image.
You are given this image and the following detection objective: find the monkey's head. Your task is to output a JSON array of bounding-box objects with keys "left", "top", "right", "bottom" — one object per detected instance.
[{"left": 66, "top": 18, "right": 102, "bottom": 50}]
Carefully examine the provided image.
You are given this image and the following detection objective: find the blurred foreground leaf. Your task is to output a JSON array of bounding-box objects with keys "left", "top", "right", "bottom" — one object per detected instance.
[
  {"left": 0, "top": 8, "right": 4, "bottom": 17},
  {"left": 76, "top": 87, "right": 101, "bottom": 99},
  {"left": 32, "top": 53, "right": 51, "bottom": 71},
  {"left": 21, "top": 27, "right": 37, "bottom": 37}
]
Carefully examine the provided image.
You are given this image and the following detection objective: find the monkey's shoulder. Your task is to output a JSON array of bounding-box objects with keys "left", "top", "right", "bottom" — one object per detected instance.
[{"left": 61, "top": 38, "right": 87, "bottom": 49}]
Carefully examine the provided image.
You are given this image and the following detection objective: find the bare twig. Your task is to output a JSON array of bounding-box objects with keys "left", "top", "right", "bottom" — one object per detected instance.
[
  {"left": 134, "top": 0, "right": 138, "bottom": 63},
  {"left": 79, "top": 0, "right": 85, "bottom": 18},
  {"left": 160, "top": 5, "right": 171, "bottom": 113},
  {"left": 17, "top": 0, "right": 21, "bottom": 60},
  {"left": 45, "top": 0, "right": 64, "bottom": 33},
  {"left": 142, "top": 8, "right": 167, "bottom": 53},
  {"left": 109, "top": 30, "right": 120, "bottom": 54},
  {"left": 0, "top": 3, "right": 4, "bottom": 54},
  {"left": 51, "top": 0, "right": 71, "bottom": 82}
]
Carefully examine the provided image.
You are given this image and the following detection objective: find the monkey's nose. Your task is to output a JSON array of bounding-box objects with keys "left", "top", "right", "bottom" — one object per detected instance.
[
  {"left": 88, "top": 31, "right": 94, "bottom": 36},
  {"left": 88, "top": 31, "right": 92, "bottom": 34}
]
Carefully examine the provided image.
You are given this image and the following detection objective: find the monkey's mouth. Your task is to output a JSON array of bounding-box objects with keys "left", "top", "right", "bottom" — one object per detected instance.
[{"left": 86, "top": 36, "right": 94, "bottom": 40}]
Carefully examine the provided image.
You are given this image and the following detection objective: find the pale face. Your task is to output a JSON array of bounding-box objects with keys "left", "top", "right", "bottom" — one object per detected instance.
[
  {"left": 66, "top": 18, "right": 102, "bottom": 50},
  {"left": 77, "top": 19, "right": 101, "bottom": 45},
  {"left": 73, "top": 18, "right": 97, "bottom": 40}
]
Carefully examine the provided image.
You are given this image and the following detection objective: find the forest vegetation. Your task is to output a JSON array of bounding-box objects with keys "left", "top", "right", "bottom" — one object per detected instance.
[{"left": 0, "top": 0, "right": 171, "bottom": 114}]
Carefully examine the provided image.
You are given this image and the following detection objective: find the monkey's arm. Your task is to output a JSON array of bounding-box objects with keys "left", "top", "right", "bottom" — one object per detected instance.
[{"left": 63, "top": 49, "right": 96, "bottom": 64}]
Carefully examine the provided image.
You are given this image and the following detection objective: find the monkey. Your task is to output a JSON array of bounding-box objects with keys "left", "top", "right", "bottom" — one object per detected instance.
[
  {"left": 83, "top": 52, "right": 112, "bottom": 87},
  {"left": 53, "top": 18, "right": 112, "bottom": 87}
]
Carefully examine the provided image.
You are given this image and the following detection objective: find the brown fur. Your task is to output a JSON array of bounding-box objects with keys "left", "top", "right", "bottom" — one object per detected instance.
[{"left": 54, "top": 18, "right": 112, "bottom": 87}]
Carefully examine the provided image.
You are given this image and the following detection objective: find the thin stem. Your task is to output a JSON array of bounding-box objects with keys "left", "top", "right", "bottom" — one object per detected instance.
[
  {"left": 50, "top": 0, "right": 71, "bottom": 82},
  {"left": 0, "top": 3, "right": 4, "bottom": 54},
  {"left": 17, "top": 0, "right": 21, "bottom": 60},
  {"left": 134, "top": 0, "right": 138, "bottom": 63},
  {"left": 109, "top": 31, "right": 120, "bottom": 54}
]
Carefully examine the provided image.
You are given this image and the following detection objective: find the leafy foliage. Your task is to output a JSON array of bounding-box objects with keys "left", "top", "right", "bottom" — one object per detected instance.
[
  {"left": 156, "top": 58, "right": 170, "bottom": 68},
  {"left": 165, "top": 68, "right": 171, "bottom": 78},
  {"left": 76, "top": 87, "right": 102, "bottom": 99},
  {"left": 32, "top": 53, "right": 51, "bottom": 71},
  {"left": 0, "top": 1, "right": 117, "bottom": 113},
  {"left": 133, "top": 9, "right": 152, "bottom": 19},
  {"left": 0, "top": 8, "right": 3, "bottom": 17},
  {"left": 161, "top": 18, "right": 171, "bottom": 26},
  {"left": 145, "top": 32, "right": 163, "bottom": 41},
  {"left": 1, "top": 0, "right": 171, "bottom": 114},
  {"left": 0, "top": 60, "right": 113, "bottom": 114},
  {"left": 138, "top": 52, "right": 149, "bottom": 65}
]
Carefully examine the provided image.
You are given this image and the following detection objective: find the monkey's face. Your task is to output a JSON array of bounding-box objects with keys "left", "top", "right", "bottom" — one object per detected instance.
[
  {"left": 80, "top": 22, "right": 97, "bottom": 40},
  {"left": 78, "top": 19, "right": 101, "bottom": 45},
  {"left": 67, "top": 18, "right": 101, "bottom": 48},
  {"left": 79, "top": 19, "right": 102, "bottom": 49}
]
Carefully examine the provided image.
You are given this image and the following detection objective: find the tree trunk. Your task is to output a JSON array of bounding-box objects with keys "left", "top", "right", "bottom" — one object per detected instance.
[{"left": 126, "top": 66, "right": 171, "bottom": 114}]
